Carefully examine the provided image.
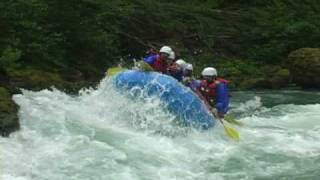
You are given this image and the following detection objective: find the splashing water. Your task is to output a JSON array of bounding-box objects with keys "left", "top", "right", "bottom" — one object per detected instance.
[{"left": 1, "top": 77, "right": 320, "bottom": 180}]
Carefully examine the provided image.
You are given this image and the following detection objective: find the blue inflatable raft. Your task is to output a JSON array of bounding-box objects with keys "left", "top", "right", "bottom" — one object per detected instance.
[{"left": 114, "top": 70, "right": 216, "bottom": 129}]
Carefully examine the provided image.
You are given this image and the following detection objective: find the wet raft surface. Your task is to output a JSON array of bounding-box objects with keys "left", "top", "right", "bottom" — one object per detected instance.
[{"left": 114, "top": 70, "right": 216, "bottom": 129}]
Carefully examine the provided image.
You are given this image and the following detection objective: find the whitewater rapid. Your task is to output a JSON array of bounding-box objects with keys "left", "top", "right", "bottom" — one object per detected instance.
[{"left": 1, "top": 77, "right": 320, "bottom": 180}]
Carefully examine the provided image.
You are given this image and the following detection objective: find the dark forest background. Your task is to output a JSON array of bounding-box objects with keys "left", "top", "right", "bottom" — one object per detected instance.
[{"left": 1, "top": 0, "right": 320, "bottom": 89}]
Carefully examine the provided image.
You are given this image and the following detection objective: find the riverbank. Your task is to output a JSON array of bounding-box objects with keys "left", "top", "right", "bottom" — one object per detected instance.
[
  {"left": 2, "top": 47, "right": 320, "bottom": 136},
  {"left": 0, "top": 63, "right": 304, "bottom": 137},
  {"left": 0, "top": 68, "right": 100, "bottom": 136}
]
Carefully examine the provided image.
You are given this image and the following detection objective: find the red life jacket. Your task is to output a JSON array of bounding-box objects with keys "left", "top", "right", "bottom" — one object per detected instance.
[
  {"left": 151, "top": 56, "right": 168, "bottom": 74},
  {"left": 199, "top": 80, "right": 217, "bottom": 105},
  {"left": 217, "top": 78, "right": 229, "bottom": 85},
  {"left": 199, "top": 78, "right": 229, "bottom": 106}
]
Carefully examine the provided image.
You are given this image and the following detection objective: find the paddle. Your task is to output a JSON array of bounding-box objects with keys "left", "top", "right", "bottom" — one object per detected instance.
[
  {"left": 106, "top": 61, "right": 153, "bottom": 77},
  {"left": 198, "top": 95, "right": 240, "bottom": 140},
  {"left": 219, "top": 118, "right": 240, "bottom": 140},
  {"left": 106, "top": 67, "right": 127, "bottom": 76},
  {"left": 213, "top": 112, "right": 240, "bottom": 141},
  {"left": 135, "top": 61, "right": 154, "bottom": 71},
  {"left": 224, "top": 115, "right": 244, "bottom": 127},
  {"left": 196, "top": 92, "right": 240, "bottom": 140}
]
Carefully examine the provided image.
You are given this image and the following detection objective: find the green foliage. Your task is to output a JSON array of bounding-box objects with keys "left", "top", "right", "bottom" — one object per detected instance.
[
  {"left": 0, "top": 47, "right": 22, "bottom": 68},
  {"left": 287, "top": 48, "right": 320, "bottom": 88},
  {"left": 215, "top": 59, "right": 262, "bottom": 78},
  {"left": 0, "top": 0, "right": 319, "bottom": 82},
  {"left": 241, "top": 0, "right": 320, "bottom": 63}
]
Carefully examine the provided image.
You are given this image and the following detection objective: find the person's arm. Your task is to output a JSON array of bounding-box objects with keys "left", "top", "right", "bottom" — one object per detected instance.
[
  {"left": 144, "top": 55, "right": 157, "bottom": 65},
  {"left": 215, "top": 82, "right": 229, "bottom": 118}
]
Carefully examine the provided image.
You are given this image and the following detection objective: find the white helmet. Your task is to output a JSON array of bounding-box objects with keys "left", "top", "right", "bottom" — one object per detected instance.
[
  {"left": 168, "top": 50, "right": 175, "bottom": 60},
  {"left": 201, "top": 67, "right": 217, "bottom": 76},
  {"left": 185, "top": 63, "right": 193, "bottom": 71},
  {"left": 175, "top": 59, "right": 187, "bottom": 68},
  {"left": 159, "top": 46, "right": 172, "bottom": 55}
]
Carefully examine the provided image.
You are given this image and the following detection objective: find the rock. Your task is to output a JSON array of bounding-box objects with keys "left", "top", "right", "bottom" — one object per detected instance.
[
  {"left": 288, "top": 48, "right": 320, "bottom": 88},
  {"left": 270, "top": 68, "right": 291, "bottom": 88},
  {"left": 237, "top": 78, "right": 264, "bottom": 90},
  {"left": 257, "top": 68, "right": 290, "bottom": 89},
  {"left": 249, "top": 66, "right": 290, "bottom": 89},
  {"left": 234, "top": 66, "right": 290, "bottom": 90},
  {"left": 0, "top": 87, "right": 19, "bottom": 136},
  {"left": 6, "top": 69, "right": 66, "bottom": 91},
  {"left": 59, "top": 68, "right": 84, "bottom": 82},
  {"left": 4, "top": 68, "right": 98, "bottom": 95}
]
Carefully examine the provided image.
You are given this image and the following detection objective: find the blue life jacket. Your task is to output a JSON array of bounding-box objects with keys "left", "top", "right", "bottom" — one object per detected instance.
[
  {"left": 189, "top": 79, "right": 200, "bottom": 92},
  {"left": 144, "top": 54, "right": 168, "bottom": 73},
  {"left": 144, "top": 54, "right": 159, "bottom": 64},
  {"left": 215, "top": 81, "right": 229, "bottom": 114},
  {"left": 168, "top": 68, "right": 183, "bottom": 82}
]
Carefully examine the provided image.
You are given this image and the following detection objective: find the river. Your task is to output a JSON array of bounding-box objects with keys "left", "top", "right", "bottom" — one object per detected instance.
[{"left": 1, "top": 77, "right": 320, "bottom": 180}]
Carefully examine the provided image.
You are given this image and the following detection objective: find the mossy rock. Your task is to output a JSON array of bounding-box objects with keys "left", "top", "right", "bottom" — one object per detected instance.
[
  {"left": 247, "top": 66, "right": 291, "bottom": 89},
  {"left": 237, "top": 78, "right": 265, "bottom": 90},
  {"left": 7, "top": 68, "right": 66, "bottom": 91},
  {"left": 268, "top": 68, "right": 291, "bottom": 89},
  {"left": 0, "top": 87, "right": 19, "bottom": 136},
  {"left": 5, "top": 68, "right": 97, "bottom": 95},
  {"left": 59, "top": 68, "right": 84, "bottom": 82},
  {"left": 234, "top": 68, "right": 290, "bottom": 90},
  {"left": 275, "top": 68, "right": 290, "bottom": 77},
  {"left": 288, "top": 48, "right": 320, "bottom": 88}
]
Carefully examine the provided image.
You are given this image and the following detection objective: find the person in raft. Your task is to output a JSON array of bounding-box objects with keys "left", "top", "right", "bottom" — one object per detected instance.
[
  {"left": 198, "top": 67, "right": 230, "bottom": 119},
  {"left": 144, "top": 46, "right": 172, "bottom": 74},
  {"left": 182, "top": 63, "right": 201, "bottom": 93},
  {"left": 167, "top": 57, "right": 187, "bottom": 82},
  {"left": 144, "top": 46, "right": 183, "bottom": 81}
]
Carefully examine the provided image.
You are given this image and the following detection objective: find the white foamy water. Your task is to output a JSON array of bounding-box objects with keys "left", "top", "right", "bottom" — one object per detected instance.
[{"left": 1, "top": 77, "right": 320, "bottom": 180}]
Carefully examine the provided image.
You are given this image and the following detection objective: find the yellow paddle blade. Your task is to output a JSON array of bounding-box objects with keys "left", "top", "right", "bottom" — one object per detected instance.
[
  {"left": 223, "top": 124, "right": 240, "bottom": 140},
  {"left": 106, "top": 67, "right": 127, "bottom": 76},
  {"left": 136, "top": 61, "right": 154, "bottom": 71},
  {"left": 224, "top": 115, "right": 244, "bottom": 127}
]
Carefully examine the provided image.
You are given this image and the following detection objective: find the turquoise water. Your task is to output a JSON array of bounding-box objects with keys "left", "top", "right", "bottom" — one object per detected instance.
[{"left": 1, "top": 77, "right": 320, "bottom": 180}]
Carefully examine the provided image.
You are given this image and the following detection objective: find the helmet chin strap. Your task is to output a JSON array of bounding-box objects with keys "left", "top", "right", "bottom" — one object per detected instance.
[
  {"left": 206, "top": 79, "right": 214, "bottom": 83},
  {"left": 204, "top": 76, "right": 214, "bottom": 83}
]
